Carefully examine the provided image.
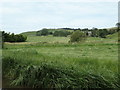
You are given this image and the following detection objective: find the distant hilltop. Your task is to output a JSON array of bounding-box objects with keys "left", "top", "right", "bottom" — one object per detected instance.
[{"left": 20, "top": 27, "right": 117, "bottom": 36}]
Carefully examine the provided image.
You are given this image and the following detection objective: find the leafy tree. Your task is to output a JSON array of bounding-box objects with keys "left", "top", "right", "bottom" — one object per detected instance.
[
  {"left": 49, "top": 32, "right": 53, "bottom": 35},
  {"left": 91, "top": 28, "right": 99, "bottom": 37},
  {"left": 116, "top": 22, "right": 120, "bottom": 32},
  {"left": 70, "top": 30, "right": 87, "bottom": 42},
  {"left": 98, "top": 29, "right": 108, "bottom": 38},
  {"left": 82, "top": 28, "right": 89, "bottom": 31},
  {"left": 53, "top": 31, "right": 71, "bottom": 37},
  {"left": 36, "top": 29, "right": 49, "bottom": 36},
  {"left": 108, "top": 29, "right": 116, "bottom": 34},
  {"left": 2, "top": 31, "right": 27, "bottom": 42},
  {"left": 91, "top": 28, "right": 109, "bottom": 38},
  {"left": 0, "top": 31, "right": 3, "bottom": 48},
  {"left": 36, "top": 31, "right": 41, "bottom": 36},
  {"left": 41, "top": 29, "right": 48, "bottom": 36},
  {"left": 116, "top": 22, "right": 120, "bottom": 27}
]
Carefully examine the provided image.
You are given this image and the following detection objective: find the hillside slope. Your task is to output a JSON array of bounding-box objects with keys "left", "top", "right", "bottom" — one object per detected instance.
[
  {"left": 21, "top": 31, "right": 37, "bottom": 36},
  {"left": 21, "top": 27, "right": 118, "bottom": 36}
]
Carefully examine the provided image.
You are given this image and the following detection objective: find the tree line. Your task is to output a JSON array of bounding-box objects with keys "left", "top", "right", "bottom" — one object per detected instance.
[
  {"left": 2, "top": 31, "right": 27, "bottom": 42},
  {"left": 36, "top": 27, "right": 118, "bottom": 38},
  {"left": 90, "top": 28, "right": 118, "bottom": 38},
  {"left": 36, "top": 28, "right": 72, "bottom": 37}
]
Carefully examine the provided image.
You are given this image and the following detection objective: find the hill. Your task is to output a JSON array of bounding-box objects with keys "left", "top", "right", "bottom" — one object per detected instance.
[
  {"left": 107, "top": 27, "right": 117, "bottom": 30},
  {"left": 20, "top": 28, "right": 75, "bottom": 36},
  {"left": 21, "top": 27, "right": 118, "bottom": 36},
  {"left": 21, "top": 31, "right": 37, "bottom": 36}
]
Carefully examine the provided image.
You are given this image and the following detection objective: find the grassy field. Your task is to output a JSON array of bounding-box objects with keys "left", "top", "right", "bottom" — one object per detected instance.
[
  {"left": 26, "top": 35, "right": 70, "bottom": 43},
  {"left": 2, "top": 32, "right": 119, "bottom": 88},
  {"left": 21, "top": 31, "right": 37, "bottom": 36}
]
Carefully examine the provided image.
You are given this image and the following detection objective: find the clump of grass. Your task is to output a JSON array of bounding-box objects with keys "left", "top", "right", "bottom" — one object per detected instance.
[
  {"left": 2, "top": 51, "right": 119, "bottom": 88},
  {"left": 2, "top": 40, "right": 119, "bottom": 88},
  {"left": 3, "top": 58, "right": 118, "bottom": 88}
]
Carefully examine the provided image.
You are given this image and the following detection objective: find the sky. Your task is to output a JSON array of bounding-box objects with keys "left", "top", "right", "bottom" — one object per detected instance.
[{"left": 0, "top": 0, "right": 119, "bottom": 34}]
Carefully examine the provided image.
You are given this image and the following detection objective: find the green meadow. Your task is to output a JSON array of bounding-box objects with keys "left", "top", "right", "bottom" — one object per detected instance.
[{"left": 2, "top": 32, "right": 119, "bottom": 88}]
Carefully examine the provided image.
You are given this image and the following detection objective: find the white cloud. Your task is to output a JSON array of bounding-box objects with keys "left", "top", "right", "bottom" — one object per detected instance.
[
  {"left": 0, "top": 1, "right": 118, "bottom": 33},
  {"left": 67, "top": 18, "right": 116, "bottom": 28},
  {"left": 0, "top": 7, "right": 22, "bottom": 14}
]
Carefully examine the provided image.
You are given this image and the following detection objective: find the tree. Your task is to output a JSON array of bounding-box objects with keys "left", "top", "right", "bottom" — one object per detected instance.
[
  {"left": 41, "top": 29, "right": 49, "bottom": 36},
  {"left": 2, "top": 31, "right": 27, "bottom": 43},
  {"left": 116, "top": 22, "right": 120, "bottom": 42},
  {"left": 91, "top": 28, "right": 99, "bottom": 37},
  {"left": 70, "top": 30, "right": 87, "bottom": 42},
  {"left": 36, "top": 29, "right": 49, "bottom": 36},
  {"left": 36, "top": 31, "right": 41, "bottom": 36},
  {"left": 116, "top": 22, "right": 120, "bottom": 27},
  {"left": 116, "top": 22, "right": 120, "bottom": 32},
  {"left": 98, "top": 29, "right": 108, "bottom": 38},
  {"left": 0, "top": 31, "right": 3, "bottom": 48},
  {"left": 53, "top": 31, "right": 71, "bottom": 37},
  {"left": 91, "top": 28, "right": 109, "bottom": 38}
]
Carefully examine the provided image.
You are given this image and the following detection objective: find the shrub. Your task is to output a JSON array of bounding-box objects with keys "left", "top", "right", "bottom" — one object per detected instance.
[
  {"left": 91, "top": 29, "right": 113, "bottom": 38},
  {"left": 108, "top": 28, "right": 118, "bottom": 34},
  {"left": 91, "top": 29, "right": 99, "bottom": 37},
  {"left": 36, "top": 29, "right": 49, "bottom": 36},
  {"left": 70, "top": 30, "right": 87, "bottom": 42},
  {"left": 2, "top": 31, "right": 27, "bottom": 42},
  {"left": 53, "top": 31, "right": 71, "bottom": 37},
  {"left": 98, "top": 29, "right": 109, "bottom": 38}
]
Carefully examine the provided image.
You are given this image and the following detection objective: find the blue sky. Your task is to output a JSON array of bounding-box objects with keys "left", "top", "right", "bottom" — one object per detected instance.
[{"left": 0, "top": 0, "right": 118, "bottom": 34}]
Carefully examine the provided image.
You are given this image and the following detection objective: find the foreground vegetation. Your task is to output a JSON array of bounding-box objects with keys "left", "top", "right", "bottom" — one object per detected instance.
[{"left": 2, "top": 32, "right": 119, "bottom": 89}]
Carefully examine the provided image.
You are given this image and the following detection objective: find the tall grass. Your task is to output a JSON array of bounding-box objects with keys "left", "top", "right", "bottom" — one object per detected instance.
[
  {"left": 3, "top": 33, "right": 119, "bottom": 88},
  {"left": 2, "top": 47, "right": 119, "bottom": 88}
]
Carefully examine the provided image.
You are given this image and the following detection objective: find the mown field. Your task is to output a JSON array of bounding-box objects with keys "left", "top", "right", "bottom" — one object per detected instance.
[{"left": 2, "top": 32, "right": 120, "bottom": 88}]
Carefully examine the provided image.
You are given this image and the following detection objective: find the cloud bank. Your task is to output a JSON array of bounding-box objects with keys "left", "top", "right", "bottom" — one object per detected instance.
[{"left": 0, "top": 0, "right": 118, "bottom": 33}]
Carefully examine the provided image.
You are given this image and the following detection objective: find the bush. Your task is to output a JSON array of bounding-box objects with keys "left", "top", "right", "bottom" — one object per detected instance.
[
  {"left": 2, "top": 31, "right": 27, "bottom": 42},
  {"left": 91, "top": 28, "right": 99, "bottom": 37},
  {"left": 53, "top": 31, "right": 71, "bottom": 37},
  {"left": 108, "top": 28, "right": 118, "bottom": 34},
  {"left": 36, "top": 29, "right": 49, "bottom": 36},
  {"left": 91, "top": 29, "right": 114, "bottom": 38},
  {"left": 70, "top": 30, "right": 87, "bottom": 42},
  {"left": 98, "top": 29, "right": 108, "bottom": 38}
]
